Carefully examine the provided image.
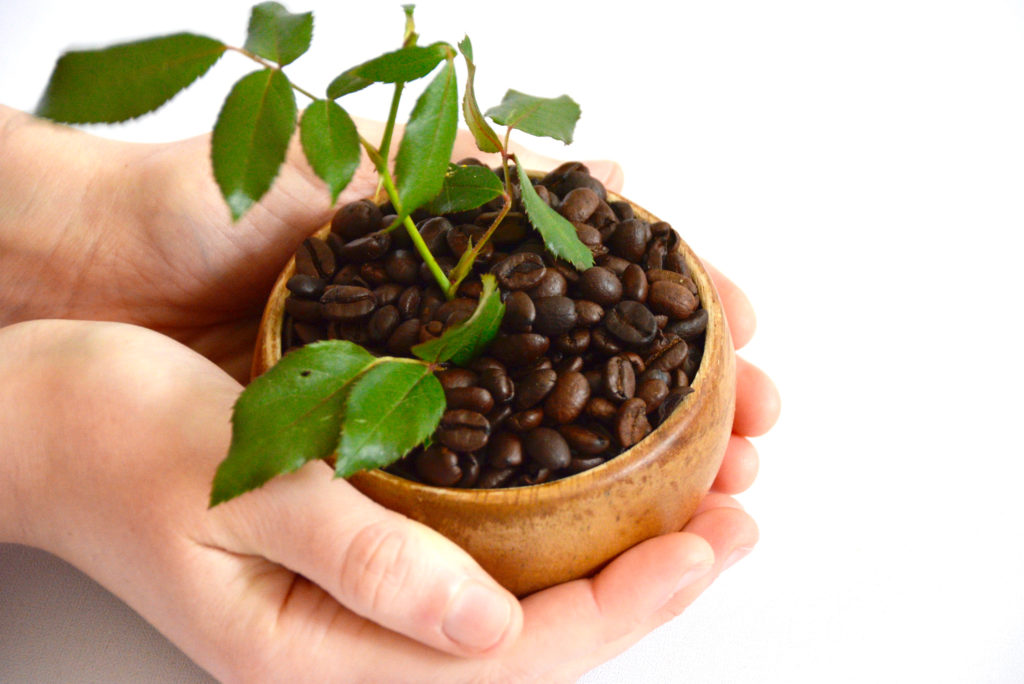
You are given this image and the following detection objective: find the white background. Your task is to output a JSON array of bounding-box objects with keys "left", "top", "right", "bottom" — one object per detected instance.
[{"left": 2, "top": 0, "right": 1023, "bottom": 682}]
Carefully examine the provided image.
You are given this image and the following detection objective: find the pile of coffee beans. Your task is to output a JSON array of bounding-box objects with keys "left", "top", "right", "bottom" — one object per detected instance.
[{"left": 282, "top": 161, "right": 708, "bottom": 488}]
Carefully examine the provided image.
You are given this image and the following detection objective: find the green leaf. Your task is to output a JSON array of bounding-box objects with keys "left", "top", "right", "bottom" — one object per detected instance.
[
  {"left": 485, "top": 89, "right": 581, "bottom": 144},
  {"left": 394, "top": 60, "right": 458, "bottom": 215},
  {"left": 357, "top": 43, "right": 450, "bottom": 83},
  {"left": 212, "top": 68, "right": 297, "bottom": 220},
  {"left": 458, "top": 36, "right": 502, "bottom": 154},
  {"left": 210, "top": 341, "right": 376, "bottom": 506},
  {"left": 412, "top": 274, "right": 505, "bottom": 366},
  {"left": 36, "top": 33, "right": 225, "bottom": 123},
  {"left": 243, "top": 1, "right": 314, "bottom": 67},
  {"left": 425, "top": 163, "right": 503, "bottom": 215},
  {"left": 336, "top": 360, "right": 445, "bottom": 477},
  {"left": 300, "top": 100, "right": 361, "bottom": 204},
  {"left": 516, "top": 163, "right": 594, "bottom": 270},
  {"left": 326, "top": 70, "right": 373, "bottom": 99}
]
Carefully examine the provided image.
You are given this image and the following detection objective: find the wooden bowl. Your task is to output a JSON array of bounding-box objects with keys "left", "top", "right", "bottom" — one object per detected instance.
[{"left": 253, "top": 189, "right": 736, "bottom": 597}]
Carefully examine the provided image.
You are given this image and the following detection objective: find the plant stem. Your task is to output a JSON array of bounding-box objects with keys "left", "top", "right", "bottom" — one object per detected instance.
[
  {"left": 445, "top": 193, "right": 512, "bottom": 298},
  {"left": 227, "top": 46, "right": 319, "bottom": 101},
  {"left": 378, "top": 82, "right": 405, "bottom": 167},
  {"left": 501, "top": 128, "right": 514, "bottom": 198}
]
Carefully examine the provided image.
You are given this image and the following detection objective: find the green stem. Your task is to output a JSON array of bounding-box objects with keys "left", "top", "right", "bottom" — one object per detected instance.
[
  {"left": 446, "top": 193, "right": 512, "bottom": 298},
  {"left": 227, "top": 46, "right": 319, "bottom": 101},
  {"left": 501, "top": 127, "right": 514, "bottom": 198},
  {"left": 379, "top": 82, "right": 405, "bottom": 166}
]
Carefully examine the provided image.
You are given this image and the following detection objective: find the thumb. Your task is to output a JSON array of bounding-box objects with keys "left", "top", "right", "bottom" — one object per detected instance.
[{"left": 209, "top": 460, "right": 523, "bottom": 657}]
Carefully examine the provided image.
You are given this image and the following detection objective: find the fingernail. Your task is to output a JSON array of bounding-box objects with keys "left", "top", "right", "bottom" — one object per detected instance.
[
  {"left": 673, "top": 560, "right": 715, "bottom": 595},
  {"left": 442, "top": 580, "right": 512, "bottom": 651},
  {"left": 723, "top": 546, "right": 754, "bottom": 571}
]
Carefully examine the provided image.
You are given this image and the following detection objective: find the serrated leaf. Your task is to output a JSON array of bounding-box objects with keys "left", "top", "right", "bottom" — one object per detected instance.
[
  {"left": 243, "top": 2, "right": 313, "bottom": 67},
  {"left": 355, "top": 43, "right": 449, "bottom": 82},
  {"left": 458, "top": 36, "right": 502, "bottom": 154},
  {"left": 212, "top": 68, "right": 297, "bottom": 220},
  {"left": 210, "top": 341, "right": 376, "bottom": 506},
  {"left": 300, "top": 100, "right": 361, "bottom": 203},
  {"left": 516, "top": 163, "right": 594, "bottom": 270},
  {"left": 394, "top": 60, "right": 458, "bottom": 215},
  {"left": 336, "top": 360, "right": 445, "bottom": 477},
  {"left": 412, "top": 274, "right": 505, "bottom": 366},
  {"left": 36, "top": 33, "right": 225, "bottom": 123},
  {"left": 485, "top": 89, "right": 581, "bottom": 144},
  {"left": 425, "top": 163, "right": 503, "bottom": 215},
  {"left": 326, "top": 70, "right": 373, "bottom": 99}
]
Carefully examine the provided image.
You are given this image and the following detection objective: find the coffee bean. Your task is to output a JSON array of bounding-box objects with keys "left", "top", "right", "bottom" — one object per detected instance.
[
  {"left": 373, "top": 282, "right": 403, "bottom": 307},
  {"left": 523, "top": 427, "right": 571, "bottom": 470},
  {"left": 615, "top": 398, "right": 652, "bottom": 448},
  {"left": 609, "top": 200, "right": 634, "bottom": 221},
  {"left": 477, "top": 467, "right": 516, "bottom": 489},
  {"left": 457, "top": 279, "right": 483, "bottom": 299},
  {"left": 548, "top": 170, "right": 607, "bottom": 201},
  {"left": 590, "top": 327, "right": 624, "bottom": 355},
  {"left": 574, "top": 299, "right": 604, "bottom": 327},
  {"left": 646, "top": 337, "right": 689, "bottom": 371},
  {"left": 384, "top": 249, "right": 419, "bottom": 285},
  {"left": 520, "top": 466, "right": 552, "bottom": 486},
  {"left": 643, "top": 238, "right": 668, "bottom": 271},
  {"left": 578, "top": 267, "right": 623, "bottom": 306},
  {"left": 506, "top": 408, "right": 544, "bottom": 432},
  {"left": 646, "top": 269, "right": 698, "bottom": 294},
  {"left": 320, "top": 285, "right": 376, "bottom": 320},
  {"left": 672, "top": 368, "right": 690, "bottom": 388},
  {"left": 437, "top": 410, "right": 490, "bottom": 452},
  {"left": 397, "top": 286, "right": 421, "bottom": 319},
  {"left": 332, "top": 199, "right": 383, "bottom": 241},
  {"left": 418, "top": 320, "right": 444, "bottom": 343},
  {"left": 682, "top": 343, "right": 703, "bottom": 380},
  {"left": 622, "top": 264, "right": 649, "bottom": 302},
  {"left": 556, "top": 355, "right": 585, "bottom": 374},
  {"left": 292, "top": 322, "right": 324, "bottom": 345},
  {"left": 417, "top": 216, "right": 452, "bottom": 254},
  {"left": 649, "top": 280, "right": 699, "bottom": 319},
  {"left": 489, "top": 333, "right": 550, "bottom": 366},
  {"left": 470, "top": 356, "right": 507, "bottom": 374},
  {"left": 339, "top": 231, "right": 391, "bottom": 263},
  {"left": 479, "top": 368, "right": 515, "bottom": 404},
  {"left": 491, "top": 252, "right": 546, "bottom": 290},
  {"left": 435, "top": 298, "right": 477, "bottom": 326},
  {"left": 445, "top": 386, "right": 495, "bottom": 414},
  {"left": 515, "top": 369, "right": 558, "bottom": 410},
  {"left": 666, "top": 309, "right": 708, "bottom": 339},
  {"left": 526, "top": 268, "right": 567, "bottom": 298},
  {"left": 608, "top": 219, "right": 651, "bottom": 262},
  {"left": 556, "top": 328, "right": 591, "bottom": 355},
  {"left": 284, "top": 296, "right": 322, "bottom": 323},
  {"left": 386, "top": 318, "right": 421, "bottom": 355},
  {"left": 295, "top": 237, "right": 337, "bottom": 279},
  {"left": 559, "top": 187, "right": 600, "bottom": 222},
  {"left": 544, "top": 371, "right": 591, "bottom": 424},
  {"left": 332, "top": 264, "right": 364, "bottom": 286},
  {"left": 585, "top": 396, "right": 618, "bottom": 422},
  {"left": 558, "top": 424, "right": 611, "bottom": 455},
  {"left": 436, "top": 368, "right": 479, "bottom": 390},
  {"left": 447, "top": 224, "right": 492, "bottom": 261},
  {"left": 596, "top": 254, "right": 630, "bottom": 276},
  {"left": 590, "top": 200, "right": 618, "bottom": 228},
  {"left": 359, "top": 260, "right": 389, "bottom": 286},
  {"left": 604, "top": 301, "right": 658, "bottom": 346},
  {"left": 574, "top": 223, "right": 603, "bottom": 251},
  {"left": 287, "top": 274, "right": 326, "bottom": 299},
  {"left": 567, "top": 456, "right": 607, "bottom": 474},
  {"left": 639, "top": 368, "right": 672, "bottom": 385},
  {"left": 487, "top": 404, "right": 512, "bottom": 431},
  {"left": 603, "top": 355, "right": 637, "bottom": 402},
  {"left": 664, "top": 250, "right": 687, "bottom": 274},
  {"left": 368, "top": 305, "right": 400, "bottom": 343},
  {"left": 456, "top": 452, "right": 481, "bottom": 488},
  {"left": 637, "top": 378, "right": 670, "bottom": 413},
  {"left": 415, "top": 445, "right": 462, "bottom": 486},
  {"left": 488, "top": 432, "right": 524, "bottom": 469},
  {"left": 658, "top": 386, "right": 695, "bottom": 424},
  {"left": 502, "top": 291, "right": 536, "bottom": 332},
  {"left": 532, "top": 296, "right": 578, "bottom": 337}
]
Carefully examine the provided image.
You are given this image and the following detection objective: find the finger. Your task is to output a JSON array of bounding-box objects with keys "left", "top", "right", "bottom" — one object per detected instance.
[
  {"left": 711, "top": 435, "right": 760, "bottom": 494},
  {"left": 734, "top": 356, "right": 782, "bottom": 437},
  {"left": 205, "top": 462, "right": 522, "bottom": 658},
  {"left": 703, "top": 260, "right": 757, "bottom": 350}
]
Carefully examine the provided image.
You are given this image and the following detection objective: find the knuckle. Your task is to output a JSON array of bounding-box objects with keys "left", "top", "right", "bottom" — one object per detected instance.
[{"left": 338, "top": 518, "right": 417, "bottom": 614}]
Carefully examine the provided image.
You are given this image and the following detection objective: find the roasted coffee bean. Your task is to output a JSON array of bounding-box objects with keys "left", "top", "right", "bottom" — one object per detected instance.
[
  {"left": 590, "top": 200, "right": 618, "bottom": 228},
  {"left": 555, "top": 355, "right": 585, "bottom": 374},
  {"left": 585, "top": 396, "right": 618, "bottom": 422},
  {"left": 590, "top": 327, "right": 624, "bottom": 355},
  {"left": 567, "top": 456, "right": 606, "bottom": 474},
  {"left": 515, "top": 369, "right": 558, "bottom": 410},
  {"left": 577, "top": 267, "right": 623, "bottom": 306},
  {"left": 615, "top": 398, "right": 652, "bottom": 448},
  {"left": 487, "top": 404, "right": 512, "bottom": 430},
  {"left": 415, "top": 445, "right": 462, "bottom": 486},
  {"left": 604, "top": 301, "right": 658, "bottom": 346},
  {"left": 470, "top": 356, "right": 507, "bottom": 374},
  {"left": 682, "top": 343, "right": 703, "bottom": 380},
  {"left": 479, "top": 368, "right": 515, "bottom": 404},
  {"left": 331, "top": 199, "right": 382, "bottom": 240},
  {"left": 622, "top": 351, "right": 646, "bottom": 375},
  {"left": 295, "top": 237, "right": 337, "bottom": 279},
  {"left": 368, "top": 305, "right": 400, "bottom": 343},
  {"left": 489, "top": 333, "right": 550, "bottom": 365},
  {"left": 491, "top": 252, "right": 546, "bottom": 290},
  {"left": 396, "top": 285, "right": 421, "bottom": 319},
  {"left": 419, "top": 256, "right": 454, "bottom": 284},
  {"left": 330, "top": 320, "right": 369, "bottom": 345},
  {"left": 557, "top": 327, "right": 589, "bottom": 356},
  {"left": 584, "top": 369, "right": 603, "bottom": 394},
  {"left": 417, "top": 216, "right": 452, "bottom": 254},
  {"left": 386, "top": 318, "right": 421, "bottom": 355},
  {"left": 622, "top": 264, "right": 649, "bottom": 302},
  {"left": 384, "top": 249, "right": 419, "bottom": 285},
  {"left": 559, "top": 424, "right": 611, "bottom": 455},
  {"left": 332, "top": 263, "right": 364, "bottom": 286},
  {"left": 643, "top": 238, "right": 668, "bottom": 271},
  {"left": 672, "top": 368, "right": 690, "bottom": 388},
  {"left": 284, "top": 296, "right": 323, "bottom": 323},
  {"left": 523, "top": 427, "right": 571, "bottom": 470},
  {"left": 373, "top": 282, "right": 403, "bottom": 307},
  {"left": 321, "top": 285, "right": 376, "bottom": 320},
  {"left": 655, "top": 314, "right": 669, "bottom": 329},
  {"left": 540, "top": 161, "right": 588, "bottom": 186},
  {"left": 445, "top": 386, "right": 495, "bottom": 414},
  {"left": 639, "top": 368, "right": 672, "bottom": 385},
  {"left": 457, "top": 279, "right": 483, "bottom": 299},
  {"left": 552, "top": 259, "right": 581, "bottom": 284},
  {"left": 292, "top": 322, "right": 324, "bottom": 345},
  {"left": 519, "top": 466, "right": 552, "bottom": 486},
  {"left": 339, "top": 230, "right": 391, "bottom": 263},
  {"left": 359, "top": 260, "right": 389, "bottom": 286},
  {"left": 646, "top": 337, "right": 689, "bottom": 371},
  {"left": 417, "top": 320, "right": 443, "bottom": 343},
  {"left": 286, "top": 274, "right": 326, "bottom": 299},
  {"left": 544, "top": 371, "right": 591, "bottom": 424},
  {"left": 526, "top": 268, "right": 568, "bottom": 299},
  {"left": 559, "top": 187, "right": 600, "bottom": 222},
  {"left": 532, "top": 296, "right": 578, "bottom": 337},
  {"left": 649, "top": 280, "right": 699, "bottom": 319},
  {"left": 477, "top": 467, "right": 516, "bottom": 489},
  {"left": 603, "top": 355, "right": 637, "bottom": 402},
  {"left": 437, "top": 410, "right": 490, "bottom": 452},
  {"left": 609, "top": 200, "right": 634, "bottom": 221},
  {"left": 664, "top": 250, "right": 687, "bottom": 274},
  {"left": 574, "top": 223, "right": 603, "bottom": 249},
  {"left": 574, "top": 300, "right": 604, "bottom": 327},
  {"left": 506, "top": 408, "right": 544, "bottom": 432},
  {"left": 437, "top": 368, "right": 479, "bottom": 390},
  {"left": 596, "top": 254, "right": 630, "bottom": 276},
  {"left": 512, "top": 357, "right": 553, "bottom": 379},
  {"left": 480, "top": 211, "right": 530, "bottom": 245},
  {"left": 435, "top": 298, "right": 477, "bottom": 326},
  {"left": 637, "top": 378, "right": 670, "bottom": 413},
  {"left": 457, "top": 452, "right": 481, "bottom": 488},
  {"left": 608, "top": 219, "right": 651, "bottom": 262},
  {"left": 548, "top": 170, "right": 607, "bottom": 201},
  {"left": 488, "top": 432, "right": 524, "bottom": 469},
  {"left": 502, "top": 291, "right": 536, "bottom": 332},
  {"left": 658, "top": 386, "right": 695, "bottom": 424},
  {"left": 666, "top": 308, "right": 708, "bottom": 339}
]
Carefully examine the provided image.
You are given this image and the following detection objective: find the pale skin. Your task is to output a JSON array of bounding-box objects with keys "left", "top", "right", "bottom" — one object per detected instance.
[{"left": 0, "top": 104, "right": 780, "bottom": 683}]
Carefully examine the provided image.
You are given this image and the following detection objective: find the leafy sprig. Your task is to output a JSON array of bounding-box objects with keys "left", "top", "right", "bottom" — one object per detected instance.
[{"left": 37, "top": 3, "right": 598, "bottom": 503}]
